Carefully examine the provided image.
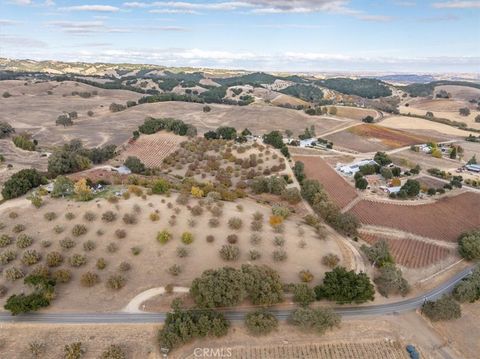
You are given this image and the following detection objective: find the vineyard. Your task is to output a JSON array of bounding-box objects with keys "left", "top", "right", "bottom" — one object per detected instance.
[
  {"left": 349, "top": 192, "right": 480, "bottom": 242},
  {"left": 361, "top": 233, "right": 453, "bottom": 268},
  {"left": 187, "top": 340, "right": 410, "bottom": 359},
  {"left": 119, "top": 132, "right": 185, "bottom": 168},
  {"left": 294, "top": 155, "right": 358, "bottom": 208}
]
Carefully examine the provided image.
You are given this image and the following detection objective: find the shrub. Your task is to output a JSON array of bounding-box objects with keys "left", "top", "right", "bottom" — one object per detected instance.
[
  {"left": 273, "top": 236, "right": 285, "bottom": 247},
  {"left": 272, "top": 249, "right": 287, "bottom": 262},
  {"left": 5, "top": 267, "right": 25, "bottom": 281},
  {"left": 44, "top": 212, "right": 57, "bottom": 221},
  {"left": 16, "top": 234, "right": 33, "bottom": 248},
  {"left": 293, "top": 283, "right": 316, "bottom": 306},
  {"left": 60, "top": 238, "right": 75, "bottom": 250},
  {"left": 53, "top": 269, "right": 72, "bottom": 283},
  {"left": 9, "top": 212, "right": 19, "bottom": 219},
  {"left": 245, "top": 309, "right": 278, "bottom": 335},
  {"left": 69, "top": 254, "right": 87, "bottom": 267},
  {"left": 149, "top": 212, "right": 160, "bottom": 221},
  {"left": 0, "top": 249, "right": 17, "bottom": 265},
  {"left": 190, "top": 205, "right": 203, "bottom": 216},
  {"left": 249, "top": 249, "right": 261, "bottom": 260},
  {"left": 83, "top": 211, "right": 96, "bottom": 222},
  {"left": 41, "top": 240, "right": 52, "bottom": 248},
  {"left": 156, "top": 230, "right": 172, "bottom": 245},
  {"left": 208, "top": 218, "right": 220, "bottom": 228},
  {"left": 176, "top": 246, "right": 189, "bottom": 258},
  {"left": 374, "top": 264, "right": 410, "bottom": 298},
  {"left": 168, "top": 264, "right": 182, "bottom": 276},
  {"left": 210, "top": 206, "right": 223, "bottom": 217},
  {"left": 72, "top": 224, "right": 87, "bottom": 237},
  {"left": 228, "top": 217, "right": 243, "bottom": 230},
  {"left": 64, "top": 342, "right": 85, "bottom": 359},
  {"left": 322, "top": 254, "right": 340, "bottom": 268},
  {"left": 122, "top": 213, "right": 137, "bottom": 225},
  {"left": 53, "top": 225, "right": 65, "bottom": 234},
  {"left": 102, "top": 211, "right": 117, "bottom": 222},
  {"left": 106, "top": 242, "right": 118, "bottom": 253},
  {"left": 288, "top": 307, "right": 340, "bottom": 334},
  {"left": 0, "top": 234, "right": 13, "bottom": 247},
  {"left": 181, "top": 232, "right": 194, "bottom": 245},
  {"left": 97, "top": 258, "right": 107, "bottom": 270},
  {"left": 83, "top": 240, "right": 96, "bottom": 251},
  {"left": 250, "top": 233, "right": 261, "bottom": 245},
  {"left": 115, "top": 229, "right": 127, "bottom": 239},
  {"left": 422, "top": 294, "right": 461, "bottom": 321},
  {"left": 0, "top": 285, "right": 7, "bottom": 298},
  {"left": 119, "top": 261, "right": 131, "bottom": 272},
  {"left": 219, "top": 244, "right": 240, "bottom": 261},
  {"left": 269, "top": 215, "right": 283, "bottom": 227},
  {"left": 206, "top": 235, "right": 215, "bottom": 243},
  {"left": 272, "top": 205, "right": 290, "bottom": 219},
  {"left": 459, "top": 230, "right": 480, "bottom": 260},
  {"left": 46, "top": 251, "right": 64, "bottom": 267},
  {"left": 299, "top": 270, "right": 314, "bottom": 283},
  {"left": 227, "top": 234, "right": 238, "bottom": 244},
  {"left": 252, "top": 211, "right": 264, "bottom": 221},
  {"left": 65, "top": 212, "right": 75, "bottom": 220},
  {"left": 80, "top": 271, "right": 100, "bottom": 287},
  {"left": 12, "top": 224, "right": 26, "bottom": 233},
  {"left": 250, "top": 220, "right": 262, "bottom": 232},
  {"left": 99, "top": 344, "right": 126, "bottom": 359},
  {"left": 106, "top": 275, "right": 126, "bottom": 290}
]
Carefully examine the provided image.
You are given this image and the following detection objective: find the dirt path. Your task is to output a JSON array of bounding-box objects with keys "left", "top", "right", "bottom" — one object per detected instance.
[{"left": 122, "top": 286, "right": 189, "bottom": 313}]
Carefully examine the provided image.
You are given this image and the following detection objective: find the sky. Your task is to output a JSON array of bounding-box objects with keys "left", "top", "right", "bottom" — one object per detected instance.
[{"left": 0, "top": 0, "right": 479, "bottom": 73}]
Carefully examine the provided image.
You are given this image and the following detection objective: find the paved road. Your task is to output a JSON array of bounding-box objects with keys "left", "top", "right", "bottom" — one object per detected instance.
[{"left": 0, "top": 266, "right": 473, "bottom": 324}]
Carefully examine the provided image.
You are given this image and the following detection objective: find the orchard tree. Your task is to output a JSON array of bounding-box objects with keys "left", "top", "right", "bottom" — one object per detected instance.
[
  {"left": 458, "top": 230, "right": 480, "bottom": 260},
  {"left": 422, "top": 294, "right": 461, "bottom": 321}
]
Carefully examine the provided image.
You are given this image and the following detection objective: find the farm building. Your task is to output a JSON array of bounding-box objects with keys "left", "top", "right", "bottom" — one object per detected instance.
[
  {"left": 338, "top": 159, "right": 378, "bottom": 175},
  {"left": 380, "top": 186, "right": 402, "bottom": 194},
  {"left": 112, "top": 165, "right": 132, "bottom": 175}
]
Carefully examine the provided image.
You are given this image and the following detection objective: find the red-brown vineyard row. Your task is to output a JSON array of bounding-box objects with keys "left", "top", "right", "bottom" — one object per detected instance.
[
  {"left": 349, "top": 192, "right": 480, "bottom": 242},
  {"left": 362, "top": 233, "right": 454, "bottom": 268}
]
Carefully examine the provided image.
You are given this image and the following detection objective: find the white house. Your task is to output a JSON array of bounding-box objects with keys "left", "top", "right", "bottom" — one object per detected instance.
[
  {"left": 338, "top": 159, "right": 378, "bottom": 175},
  {"left": 299, "top": 138, "right": 317, "bottom": 148},
  {"left": 112, "top": 166, "right": 132, "bottom": 175}
]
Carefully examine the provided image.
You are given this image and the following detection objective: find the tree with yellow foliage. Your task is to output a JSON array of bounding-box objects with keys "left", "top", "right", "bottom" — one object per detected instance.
[
  {"left": 74, "top": 178, "right": 93, "bottom": 201},
  {"left": 191, "top": 186, "right": 204, "bottom": 198}
]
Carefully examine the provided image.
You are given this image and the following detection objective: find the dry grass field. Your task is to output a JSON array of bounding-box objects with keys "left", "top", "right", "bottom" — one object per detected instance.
[
  {"left": 430, "top": 302, "right": 480, "bottom": 359},
  {"left": 293, "top": 155, "right": 358, "bottom": 209},
  {"left": 114, "top": 132, "right": 185, "bottom": 168},
  {"left": 400, "top": 93, "right": 480, "bottom": 130},
  {"left": 271, "top": 94, "right": 309, "bottom": 107},
  {"left": 0, "top": 80, "right": 346, "bottom": 148},
  {"left": 434, "top": 85, "right": 480, "bottom": 101},
  {"left": 0, "top": 192, "right": 342, "bottom": 312},
  {"left": 327, "top": 106, "right": 379, "bottom": 121},
  {"left": 391, "top": 150, "right": 459, "bottom": 172},
  {"left": 0, "top": 317, "right": 436, "bottom": 359},
  {"left": 0, "top": 80, "right": 143, "bottom": 147},
  {"left": 349, "top": 192, "right": 480, "bottom": 242},
  {"left": 379, "top": 116, "right": 472, "bottom": 137}
]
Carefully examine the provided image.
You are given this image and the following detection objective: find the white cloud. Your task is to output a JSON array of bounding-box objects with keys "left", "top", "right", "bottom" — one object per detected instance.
[
  {"left": 8, "top": 0, "right": 32, "bottom": 4},
  {"left": 125, "top": 1, "right": 391, "bottom": 22},
  {"left": 61, "top": 5, "right": 120, "bottom": 12},
  {"left": 149, "top": 9, "right": 201, "bottom": 14},
  {"left": 432, "top": 1, "right": 480, "bottom": 8},
  {"left": 0, "top": 19, "right": 20, "bottom": 25},
  {"left": 0, "top": 34, "right": 47, "bottom": 47},
  {"left": 47, "top": 21, "right": 129, "bottom": 34}
]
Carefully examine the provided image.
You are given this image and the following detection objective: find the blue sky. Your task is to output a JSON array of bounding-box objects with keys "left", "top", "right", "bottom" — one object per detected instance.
[{"left": 0, "top": 0, "right": 479, "bottom": 72}]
